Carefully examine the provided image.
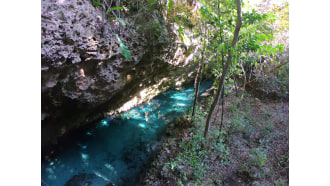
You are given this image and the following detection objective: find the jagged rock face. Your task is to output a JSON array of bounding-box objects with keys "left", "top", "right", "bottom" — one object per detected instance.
[
  {"left": 41, "top": 0, "right": 197, "bottom": 152},
  {"left": 41, "top": 0, "right": 167, "bottom": 149},
  {"left": 42, "top": 0, "right": 148, "bottom": 102}
]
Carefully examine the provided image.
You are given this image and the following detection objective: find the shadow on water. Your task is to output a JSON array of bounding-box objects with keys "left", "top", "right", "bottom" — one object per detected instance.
[{"left": 41, "top": 81, "right": 213, "bottom": 186}]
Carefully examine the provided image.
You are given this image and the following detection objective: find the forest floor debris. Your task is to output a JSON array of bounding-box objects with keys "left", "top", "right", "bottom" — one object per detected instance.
[{"left": 140, "top": 91, "right": 289, "bottom": 185}]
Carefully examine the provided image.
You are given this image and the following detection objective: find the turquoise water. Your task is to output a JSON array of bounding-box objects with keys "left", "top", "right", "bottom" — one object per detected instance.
[{"left": 41, "top": 81, "right": 212, "bottom": 186}]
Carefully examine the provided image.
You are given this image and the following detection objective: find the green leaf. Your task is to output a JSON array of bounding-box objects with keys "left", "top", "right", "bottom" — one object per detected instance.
[
  {"left": 168, "top": 0, "right": 174, "bottom": 15},
  {"left": 233, "top": 58, "right": 237, "bottom": 66},
  {"left": 260, "top": 33, "right": 267, "bottom": 41},
  {"left": 93, "top": 2, "right": 105, "bottom": 10},
  {"left": 149, "top": 0, "right": 154, "bottom": 3},
  {"left": 93, "top": 1, "right": 101, "bottom": 6},
  {"left": 106, "top": 7, "right": 124, "bottom": 15},
  {"left": 115, "top": 34, "right": 132, "bottom": 61},
  {"left": 266, "top": 45, "right": 272, "bottom": 52},
  {"left": 268, "top": 34, "right": 274, "bottom": 40},
  {"left": 277, "top": 44, "right": 284, "bottom": 52},
  {"left": 217, "top": 43, "right": 225, "bottom": 52},
  {"left": 93, "top": 1, "right": 102, "bottom": 6},
  {"left": 178, "top": 23, "right": 185, "bottom": 43},
  {"left": 272, "top": 47, "right": 277, "bottom": 55},
  {"left": 116, "top": 17, "right": 126, "bottom": 26}
]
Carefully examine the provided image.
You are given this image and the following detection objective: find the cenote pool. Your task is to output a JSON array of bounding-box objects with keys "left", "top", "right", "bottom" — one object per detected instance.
[{"left": 41, "top": 81, "right": 213, "bottom": 186}]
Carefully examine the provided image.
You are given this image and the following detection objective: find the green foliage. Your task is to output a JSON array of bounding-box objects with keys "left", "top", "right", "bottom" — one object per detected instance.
[
  {"left": 274, "top": 178, "right": 288, "bottom": 186},
  {"left": 277, "top": 44, "right": 284, "bottom": 52},
  {"left": 144, "top": 22, "right": 164, "bottom": 40},
  {"left": 168, "top": 0, "right": 174, "bottom": 15},
  {"left": 194, "top": 0, "right": 286, "bottom": 98},
  {"left": 177, "top": 23, "right": 185, "bottom": 43},
  {"left": 174, "top": 15, "right": 194, "bottom": 28},
  {"left": 93, "top": 1, "right": 105, "bottom": 10},
  {"left": 115, "top": 34, "right": 132, "bottom": 61},
  {"left": 250, "top": 148, "right": 268, "bottom": 168},
  {"left": 167, "top": 110, "right": 208, "bottom": 183},
  {"left": 106, "top": 7, "right": 124, "bottom": 15},
  {"left": 166, "top": 108, "right": 232, "bottom": 184}
]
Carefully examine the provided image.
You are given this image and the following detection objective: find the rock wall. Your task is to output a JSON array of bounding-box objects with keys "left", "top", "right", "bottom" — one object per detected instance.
[{"left": 41, "top": 0, "right": 198, "bottom": 152}]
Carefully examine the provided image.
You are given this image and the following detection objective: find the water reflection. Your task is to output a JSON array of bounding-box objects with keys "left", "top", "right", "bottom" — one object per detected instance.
[{"left": 41, "top": 81, "right": 212, "bottom": 186}]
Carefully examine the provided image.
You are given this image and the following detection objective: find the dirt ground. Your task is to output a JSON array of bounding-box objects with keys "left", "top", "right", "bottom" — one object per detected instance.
[{"left": 140, "top": 90, "right": 289, "bottom": 186}]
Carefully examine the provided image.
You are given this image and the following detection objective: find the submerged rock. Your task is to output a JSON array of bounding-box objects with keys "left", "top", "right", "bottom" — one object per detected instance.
[{"left": 65, "top": 173, "right": 96, "bottom": 186}]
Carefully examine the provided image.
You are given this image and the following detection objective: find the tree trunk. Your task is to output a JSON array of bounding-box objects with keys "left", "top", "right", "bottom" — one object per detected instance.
[
  {"left": 192, "top": 21, "right": 207, "bottom": 119},
  {"left": 116, "top": 0, "right": 121, "bottom": 18},
  {"left": 240, "top": 62, "right": 247, "bottom": 99},
  {"left": 204, "top": 0, "right": 242, "bottom": 138},
  {"left": 219, "top": 87, "right": 225, "bottom": 132},
  {"left": 192, "top": 63, "right": 204, "bottom": 118},
  {"left": 233, "top": 73, "right": 239, "bottom": 96}
]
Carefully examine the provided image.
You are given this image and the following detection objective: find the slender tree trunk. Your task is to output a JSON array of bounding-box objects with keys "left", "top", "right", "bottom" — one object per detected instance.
[
  {"left": 192, "top": 63, "right": 202, "bottom": 118},
  {"left": 240, "top": 62, "right": 247, "bottom": 99},
  {"left": 212, "top": 84, "right": 223, "bottom": 125},
  {"left": 211, "top": 0, "right": 224, "bottom": 126},
  {"left": 219, "top": 87, "right": 225, "bottom": 132},
  {"left": 192, "top": 21, "right": 207, "bottom": 119},
  {"left": 204, "top": 0, "right": 242, "bottom": 138},
  {"left": 192, "top": 55, "right": 205, "bottom": 119},
  {"left": 217, "top": 87, "right": 225, "bottom": 140},
  {"left": 116, "top": 0, "right": 121, "bottom": 18},
  {"left": 193, "top": 63, "right": 201, "bottom": 94}
]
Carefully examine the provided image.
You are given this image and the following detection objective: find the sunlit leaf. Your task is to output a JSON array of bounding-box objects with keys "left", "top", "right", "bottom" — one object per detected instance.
[
  {"left": 168, "top": 0, "right": 174, "bottom": 15},
  {"left": 277, "top": 44, "right": 284, "bottom": 52},
  {"left": 217, "top": 43, "right": 225, "bottom": 52},
  {"left": 106, "top": 7, "right": 124, "bottom": 15},
  {"left": 266, "top": 45, "right": 272, "bottom": 52},
  {"left": 272, "top": 47, "right": 277, "bottom": 55},
  {"left": 115, "top": 34, "right": 131, "bottom": 61},
  {"left": 178, "top": 23, "right": 185, "bottom": 43}
]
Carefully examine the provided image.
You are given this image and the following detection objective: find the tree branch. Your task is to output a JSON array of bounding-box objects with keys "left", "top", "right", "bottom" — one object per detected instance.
[
  {"left": 204, "top": 0, "right": 242, "bottom": 138},
  {"left": 269, "top": 60, "right": 289, "bottom": 73}
]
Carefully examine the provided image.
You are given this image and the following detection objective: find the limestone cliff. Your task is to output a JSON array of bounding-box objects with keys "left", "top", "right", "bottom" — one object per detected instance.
[{"left": 41, "top": 0, "right": 198, "bottom": 151}]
